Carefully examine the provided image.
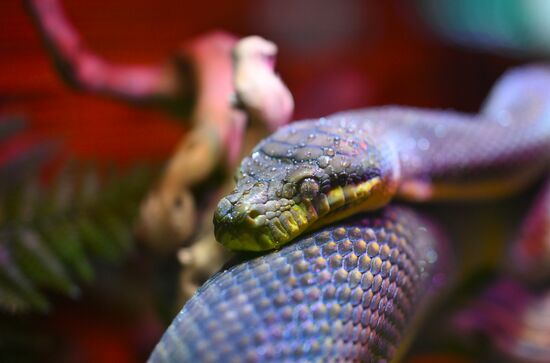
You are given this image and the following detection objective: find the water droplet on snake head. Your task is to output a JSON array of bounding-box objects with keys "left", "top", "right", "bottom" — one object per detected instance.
[{"left": 318, "top": 155, "right": 330, "bottom": 168}]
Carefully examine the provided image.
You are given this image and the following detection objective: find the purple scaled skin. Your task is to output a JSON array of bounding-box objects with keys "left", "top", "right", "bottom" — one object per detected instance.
[{"left": 153, "top": 65, "right": 550, "bottom": 361}]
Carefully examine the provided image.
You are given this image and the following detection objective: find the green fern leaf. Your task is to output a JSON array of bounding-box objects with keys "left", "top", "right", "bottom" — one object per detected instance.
[{"left": 0, "top": 115, "right": 158, "bottom": 312}]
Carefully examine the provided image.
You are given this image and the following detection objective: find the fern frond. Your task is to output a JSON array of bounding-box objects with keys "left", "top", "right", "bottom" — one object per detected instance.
[{"left": 0, "top": 116, "right": 157, "bottom": 313}]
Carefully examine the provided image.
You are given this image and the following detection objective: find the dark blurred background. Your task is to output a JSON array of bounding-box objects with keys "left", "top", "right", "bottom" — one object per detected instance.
[{"left": 1, "top": 1, "right": 547, "bottom": 362}]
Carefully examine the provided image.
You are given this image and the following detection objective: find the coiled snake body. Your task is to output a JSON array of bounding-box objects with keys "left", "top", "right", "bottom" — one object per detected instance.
[{"left": 150, "top": 66, "right": 550, "bottom": 362}]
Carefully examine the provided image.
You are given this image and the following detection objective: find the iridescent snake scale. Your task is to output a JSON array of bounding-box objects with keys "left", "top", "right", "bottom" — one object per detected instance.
[{"left": 149, "top": 65, "right": 550, "bottom": 362}]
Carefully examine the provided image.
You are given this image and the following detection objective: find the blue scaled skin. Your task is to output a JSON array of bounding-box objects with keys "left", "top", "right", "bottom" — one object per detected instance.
[{"left": 149, "top": 207, "right": 446, "bottom": 362}]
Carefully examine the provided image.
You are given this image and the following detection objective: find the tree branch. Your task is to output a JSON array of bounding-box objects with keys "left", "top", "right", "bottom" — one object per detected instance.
[{"left": 25, "top": 0, "right": 181, "bottom": 106}]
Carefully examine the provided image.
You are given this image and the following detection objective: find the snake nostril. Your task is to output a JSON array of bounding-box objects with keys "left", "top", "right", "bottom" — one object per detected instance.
[{"left": 248, "top": 209, "right": 261, "bottom": 219}]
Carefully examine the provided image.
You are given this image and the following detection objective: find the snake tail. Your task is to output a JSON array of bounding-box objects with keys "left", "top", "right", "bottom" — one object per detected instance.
[{"left": 453, "top": 279, "right": 550, "bottom": 362}]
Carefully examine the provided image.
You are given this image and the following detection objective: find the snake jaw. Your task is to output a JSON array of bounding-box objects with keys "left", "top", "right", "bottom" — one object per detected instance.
[
  {"left": 214, "top": 197, "right": 312, "bottom": 251},
  {"left": 214, "top": 176, "right": 390, "bottom": 251}
]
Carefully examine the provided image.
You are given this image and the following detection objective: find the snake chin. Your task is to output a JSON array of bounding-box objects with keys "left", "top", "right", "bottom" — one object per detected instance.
[{"left": 214, "top": 200, "right": 313, "bottom": 251}]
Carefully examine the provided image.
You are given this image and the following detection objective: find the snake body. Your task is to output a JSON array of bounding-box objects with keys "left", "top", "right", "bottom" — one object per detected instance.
[
  {"left": 150, "top": 65, "right": 550, "bottom": 361},
  {"left": 150, "top": 207, "right": 447, "bottom": 362}
]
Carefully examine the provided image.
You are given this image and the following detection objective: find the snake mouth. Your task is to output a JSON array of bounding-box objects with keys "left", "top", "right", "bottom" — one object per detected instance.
[{"left": 215, "top": 177, "right": 385, "bottom": 251}]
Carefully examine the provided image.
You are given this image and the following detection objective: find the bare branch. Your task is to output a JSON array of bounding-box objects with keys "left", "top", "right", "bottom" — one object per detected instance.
[
  {"left": 233, "top": 36, "right": 294, "bottom": 131},
  {"left": 25, "top": 0, "right": 180, "bottom": 105}
]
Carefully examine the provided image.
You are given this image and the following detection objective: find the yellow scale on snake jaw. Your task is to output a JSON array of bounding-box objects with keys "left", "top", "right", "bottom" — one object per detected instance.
[{"left": 257, "top": 177, "right": 386, "bottom": 248}]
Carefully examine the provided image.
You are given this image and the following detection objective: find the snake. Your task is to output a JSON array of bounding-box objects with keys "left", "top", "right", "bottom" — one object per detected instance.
[{"left": 149, "top": 65, "right": 550, "bottom": 362}]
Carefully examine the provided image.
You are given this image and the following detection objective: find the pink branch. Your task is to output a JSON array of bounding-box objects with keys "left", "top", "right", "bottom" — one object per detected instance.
[{"left": 25, "top": 0, "right": 178, "bottom": 104}]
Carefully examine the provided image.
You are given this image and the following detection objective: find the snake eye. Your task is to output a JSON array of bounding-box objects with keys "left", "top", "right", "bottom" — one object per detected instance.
[
  {"left": 281, "top": 183, "right": 296, "bottom": 199},
  {"left": 299, "top": 178, "right": 319, "bottom": 200}
]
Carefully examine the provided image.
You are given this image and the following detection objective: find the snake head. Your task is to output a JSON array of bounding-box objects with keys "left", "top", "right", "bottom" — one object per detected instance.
[{"left": 214, "top": 117, "right": 399, "bottom": 251}]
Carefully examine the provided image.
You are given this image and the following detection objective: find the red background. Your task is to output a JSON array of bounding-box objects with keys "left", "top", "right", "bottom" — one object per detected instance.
[
  {"left": 0, "top": 1, "right": 522, "bottom": 166},
  {"left": 0, "top": 1, "right": 527, "bottom": 362}
]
